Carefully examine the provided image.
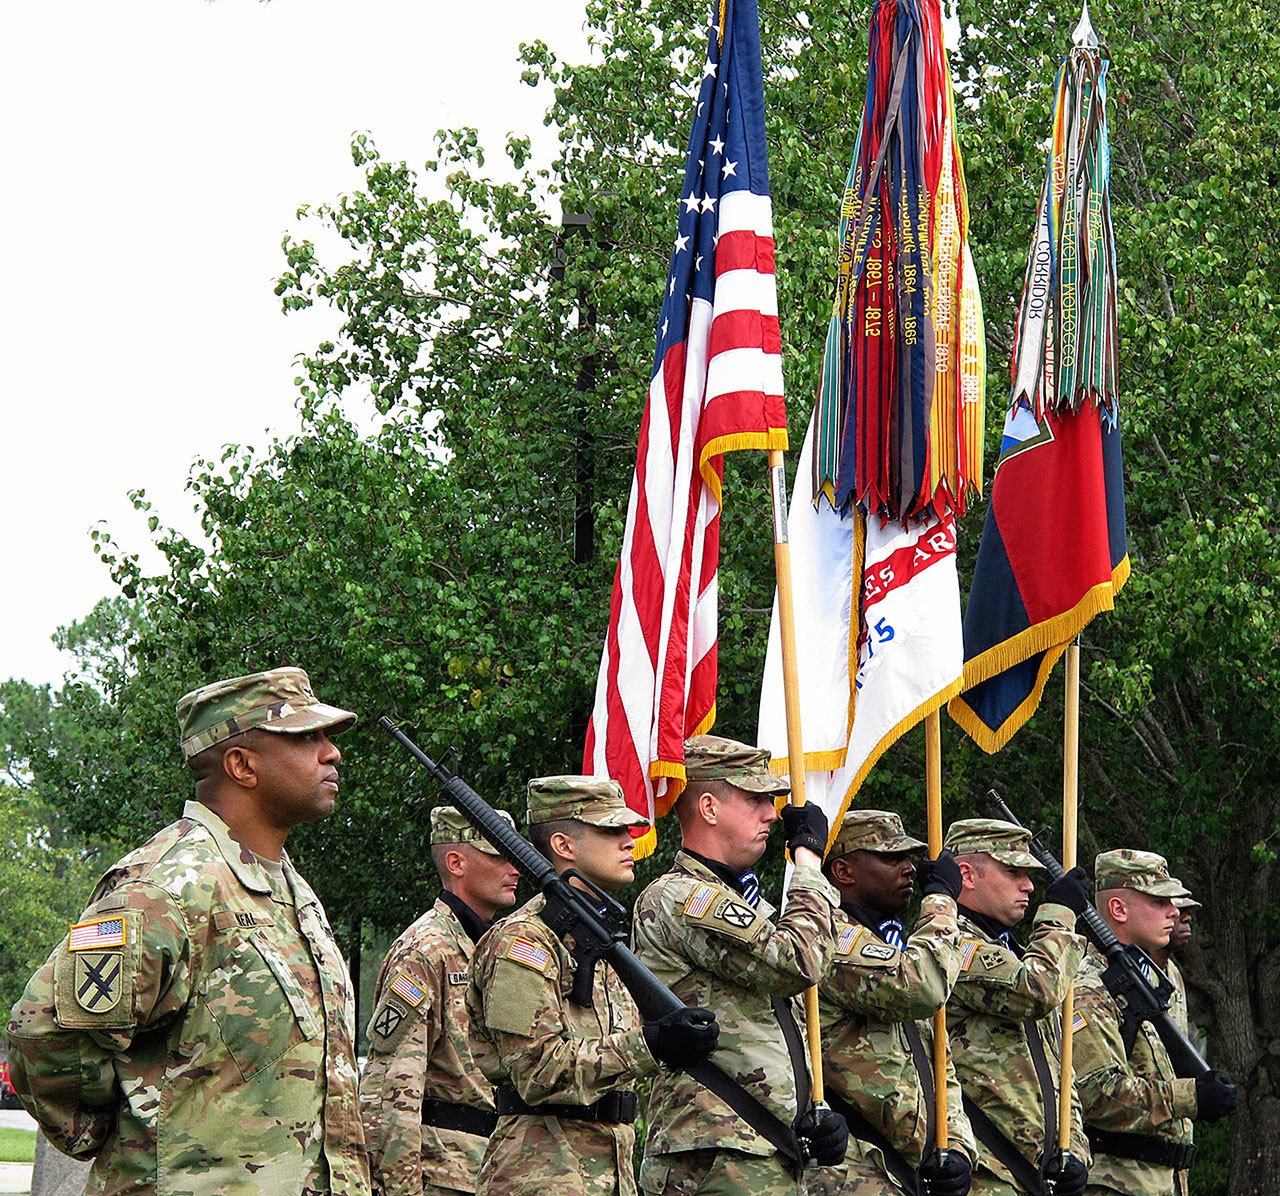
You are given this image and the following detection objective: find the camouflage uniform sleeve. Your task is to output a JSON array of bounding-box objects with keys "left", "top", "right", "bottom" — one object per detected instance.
[
  {"left": 1071, "top": 979, "right": 1198, "bottom": 1132},
  {"left": 6, "top": 881, "right": 193, "bottom": 1159},
  {"left": 949, "top": 903, "right": 1085, "bottom": 1021},
  {"left": 472, "top": 923, "right": 658, "bottom": 1106},
  {"left": 825, "top": 896, "right": 961, "bottom": 1020},
  {"left": 361, "top": 953, "right": 440, "bottom": 1196},
  {"left": 672, "top": 864, "right": 839, "bottom": 996}
]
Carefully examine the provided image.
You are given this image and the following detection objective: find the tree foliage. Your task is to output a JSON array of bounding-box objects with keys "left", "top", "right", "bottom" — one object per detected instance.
[{"left": 3, "top": 1, "right": 1276, "bottom": 1188}]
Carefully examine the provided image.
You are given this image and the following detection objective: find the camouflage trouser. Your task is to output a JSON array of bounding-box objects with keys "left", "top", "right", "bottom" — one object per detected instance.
[
  {"left": 803, "top": 1156, "right": 900, "bottom": 1194},
  {"left": 639, "top": 1149, "right": 802, "bottom": 1195},
  {"left": 968, "top": 1173, "right": 1020, "bottom": 1196}
]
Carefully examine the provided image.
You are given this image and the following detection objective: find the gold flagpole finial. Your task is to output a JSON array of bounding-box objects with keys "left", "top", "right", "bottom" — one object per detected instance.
[{"left": 718, "top": 0, "right": 728, "bottom": 48}]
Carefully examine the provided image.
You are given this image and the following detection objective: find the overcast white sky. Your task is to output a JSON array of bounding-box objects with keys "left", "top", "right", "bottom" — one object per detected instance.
[{"left": 1, "top": 0, "right": 589, "bottom": 686}]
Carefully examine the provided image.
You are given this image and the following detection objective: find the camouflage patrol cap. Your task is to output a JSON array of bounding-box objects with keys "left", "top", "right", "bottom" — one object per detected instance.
[
  {"left": 1094, "top": 849, "right": 1191, "bottom": 898},
  {"left": 430, "top": 805, "right": 514, "bottom": 856},
  {"left": 1173, "top": 881, "right": 1202, "bottom": 911},
  {"left": 830, "top": 809, "right": 927, "bottom": 857},
  {"left": 683, "top": 733, "right": 791, "bottom": 796},
  {"left": 943, "top": 818, "right": 1044, "bottom": 871},
  {"left": 177, "top": 667, "right": 356, "bottom": 760},
  {"left": 526, "top": 775, "right": 650, "bottom": 829}
]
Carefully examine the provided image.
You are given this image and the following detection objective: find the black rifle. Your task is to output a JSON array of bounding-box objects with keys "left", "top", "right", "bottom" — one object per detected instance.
[
  {"left": 985, "top": 790, "right": 1211, "bottom": 1079},
  {"left": 380, "top": 716, "right": 819, "bottom": 1168}
]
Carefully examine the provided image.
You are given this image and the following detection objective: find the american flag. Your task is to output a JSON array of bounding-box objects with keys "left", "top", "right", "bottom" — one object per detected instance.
[
  {"left": 390, "top": 972, "right": 427, "bottom": 1007},
  {"left": 506, "top": 937, "right": 551, "bottom": 972},
  {"left": 583, "top": 0, "right": 787, "bottom": 850},
  {"left": 68, "top": 917, "right": 126, "bottom": 951}
]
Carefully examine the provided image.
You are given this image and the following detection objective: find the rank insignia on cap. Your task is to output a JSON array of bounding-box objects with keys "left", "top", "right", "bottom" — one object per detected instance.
[
  {"left": 716, "top": 900, "right": 756, "bottom": 929},
  {"left": 1072, "top": 1009, "right": 1088, "bottom": 1032},
  {"left": 371, "top": 1002, "right": 406, "bottom": 1039},
  {"left": 683, "top": 884, "right": 718, "bottom": 920},
  {"left": 74, "top": 951, "right": 123, "bottom": 1013},
  {"left": 958, "top": 940, "right": 981, "bottom": 971},
  {"left": 836, "top": 925, "right": 860, "bottom": 956},
  {"left": 505, "top": 937, "right": 551, "bottom": 973},
  {"left": 390, "top": 973, "right": 427, "bottom": 1007},
  {"left": 68, "top": 917, "right": 127, "bottom": 952}
]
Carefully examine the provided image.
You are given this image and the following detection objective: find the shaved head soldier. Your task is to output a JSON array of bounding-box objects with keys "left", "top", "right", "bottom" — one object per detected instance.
[
  {"left": 7, "top": 666, "right": 370, "bottom": 1195},
  {"left": 943, "top": 818, "right": 1091, "bottom": 1196},
  {"left": 1073, "top": 850, "right": 1237, "bottom": 1196},
  {"left": 466, "top": 776, "right": 718, "bottom": 1196},
  {"left": 361, "top": 806, "right": 520, "bottom": 1195},
  {"left": 633, "top": 734, "right": 848, "bottom": 1195}
]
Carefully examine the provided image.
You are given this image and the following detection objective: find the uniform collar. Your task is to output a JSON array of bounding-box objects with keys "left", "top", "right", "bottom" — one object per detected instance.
[
  {"left": 958, "top": 903, "right": 1022, "bottom": 954},
  {"left": 438, "top": 891, "right": 491, "bottom": 944},
  {"left": 681, "top": 848, "right": 749, "bottom": 897},
  {"left": 841, "top": 901, "right": 887, "bottom": 932},
  {"left": 182, "top": 799, "right": 310, "bottom": 900}
]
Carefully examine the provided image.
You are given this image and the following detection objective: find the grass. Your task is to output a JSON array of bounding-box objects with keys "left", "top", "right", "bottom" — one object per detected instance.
[{"left": 0, "top": 1125, "right": 35, "bottom": 1164}]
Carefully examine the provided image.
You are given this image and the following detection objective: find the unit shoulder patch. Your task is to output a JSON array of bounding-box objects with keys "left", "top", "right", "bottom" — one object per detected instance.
[
  {"left": 860, "top": 940, "right": 897, "bottom": 962},
  {"left": 716, "top": 899, "right": 756, "bottom": 930},
  {"left": 979, "top": 948, "right": 1007, "bottom": 972},
  {"left": 74, "top": 951, "right": 124, "bottom": 1013},
  {"left": 369, "top": 998, "right": 409, "bottom": 1047}
]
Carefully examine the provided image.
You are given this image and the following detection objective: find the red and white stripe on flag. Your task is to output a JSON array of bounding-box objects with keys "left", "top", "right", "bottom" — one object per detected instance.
[
  {"left": 757, "top": 415, "right": 963, "bottom": 848},
  {"left": 583, "top": 189, "right": 787, "bottom": 856}
]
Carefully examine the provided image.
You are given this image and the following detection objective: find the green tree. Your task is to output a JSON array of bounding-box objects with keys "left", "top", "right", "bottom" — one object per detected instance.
[
  {"left": 0, "top": 786, "right": 110, "bottom": 1012},
  {"left": 5, "top": 0, "right": 1275, "bottom": 1188}
]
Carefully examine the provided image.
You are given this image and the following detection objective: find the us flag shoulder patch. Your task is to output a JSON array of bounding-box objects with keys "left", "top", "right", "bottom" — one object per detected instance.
[
  {"left": 683, "top": 884, "right": 719, "bottom": 920},
  {"left": 68, "top": 917, "right": 126, "bottom": 952},
  {"left": 505, "top": 936, "right": 551, "bottom": 973},
  {"left": 1072, "top": 1009, "right": 1088, "bottom": 1031},
  {"left": 836, "top": 925, "right": 861, "bottom": 956},
  {"left": 390, "top": 972, "right": 427, "bottom": 1007},
  {"left": 958, "top": 939, "right": 981, "bottom": 971}
]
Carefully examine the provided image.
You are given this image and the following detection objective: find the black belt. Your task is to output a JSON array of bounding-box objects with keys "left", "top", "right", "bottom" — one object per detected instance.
[
  {"left": 494, "top": 1083, "right": 638, "bottom": 1124},
  {"left": 421, "top": 1097, "right": 498, "bottom": 1138},
  {"left": 1087, "top": 1128, "right": 1197, "bottom": 1170}
]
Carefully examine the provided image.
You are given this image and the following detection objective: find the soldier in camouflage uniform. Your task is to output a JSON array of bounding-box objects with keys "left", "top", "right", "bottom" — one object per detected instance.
[
  {"left": 6, "top": 666, "right": 369, "bottom": 1196},
  {"left": 944, "top": 819, "right": 1090, "bottom": 1196},
  {"left": 633, "top": 734, "right": 848, "bottom": 1196},
  {"left": 1073, "top": 850, "right": 1236, "bottom": 1196},
  {"left": 466, "top": 776, "right": 719, "bottom": 1196},
  {"left": 361, "top": 806, "right": 520, "bottom": 1195},
  {"left": 810, "top": 810, "right": 976, "bottom": 1196}
]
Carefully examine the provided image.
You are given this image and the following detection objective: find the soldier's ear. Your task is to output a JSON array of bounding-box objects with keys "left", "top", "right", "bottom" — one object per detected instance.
[
  {"left": 697, "top": 789, "right": 718, "bottom": 825},
  {"left": 221, "top": 744, "right": 259, "bottom": 789}
]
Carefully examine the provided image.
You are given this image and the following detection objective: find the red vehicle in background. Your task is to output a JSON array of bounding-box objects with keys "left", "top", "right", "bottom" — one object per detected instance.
[{"left": 0, "top": 1054, "right": 21, "bottom": 1109}]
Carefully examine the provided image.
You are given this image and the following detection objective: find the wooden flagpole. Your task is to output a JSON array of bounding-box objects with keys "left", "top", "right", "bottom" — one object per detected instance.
[
  {"left": 925, "top": 710, "right": 949, "bottom": 1149},
  {"left": 768, "top": 448, "right": 826, "bottom": 1105},
  {"left": 1057, "top": 638, "right": 1081, "bottom": 1149}
]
